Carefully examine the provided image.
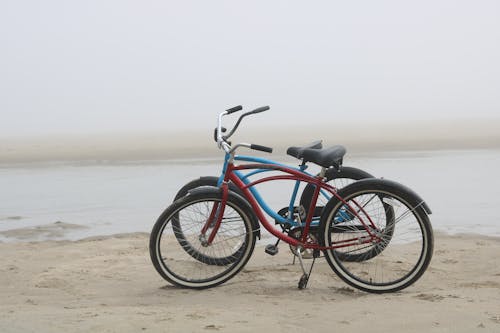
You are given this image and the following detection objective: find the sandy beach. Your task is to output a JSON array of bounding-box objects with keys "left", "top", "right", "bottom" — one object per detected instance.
[
  {"left": 1, "top": 136, "right": 499, "bottom": 333},
  {"left": 1, "top": 232, "right": 499, "bottom": 332},
  {"left": 3, "top": 1, "right": 500, "bottom": 331}
]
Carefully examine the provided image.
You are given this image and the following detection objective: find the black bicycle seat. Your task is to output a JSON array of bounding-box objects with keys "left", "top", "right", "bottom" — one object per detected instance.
[
  {"left": 286, "top": 140, "right": 323, "bottom": 159},
  {"left": 301, "top": 145, "right": 346, "bottom": 169}
]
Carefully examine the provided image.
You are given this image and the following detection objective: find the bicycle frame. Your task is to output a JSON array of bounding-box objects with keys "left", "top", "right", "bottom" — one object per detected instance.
[
  {"left": 217, "top": 154, "right": 325, "bottom": 223},
  {"left": 204, "top": 152, "right": 380, "bottom": 251},
  {"left": 149, "top": 106, "right": 433, "bottom": 293}
]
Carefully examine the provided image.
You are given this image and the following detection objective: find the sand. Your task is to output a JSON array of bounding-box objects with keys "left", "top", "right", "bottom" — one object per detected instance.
[{"left": 1, "top": 232, "right": 499, "bottom": 332}]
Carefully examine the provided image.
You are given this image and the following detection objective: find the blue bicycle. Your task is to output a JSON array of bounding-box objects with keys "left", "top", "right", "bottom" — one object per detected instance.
[
  {"left": 150, "top": 106, "right": 434, "bottom": 293},
  {"left": 172, "top": 107, "right": 376, "bottom": 262}
]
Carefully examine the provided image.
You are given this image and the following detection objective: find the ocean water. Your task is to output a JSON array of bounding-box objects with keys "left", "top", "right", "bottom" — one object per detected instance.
[{"left": 1, "top": 149, "right": 500, "bottom": 242}]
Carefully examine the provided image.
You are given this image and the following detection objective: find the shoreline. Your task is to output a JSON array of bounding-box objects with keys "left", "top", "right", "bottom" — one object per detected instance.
[
  {"left": 2, "top": 149, "right": 500, "bottom": 243},
  {"left": 1, "top": 147, "right": 499, "bottom": 169},
  {"left": 2, "top": 219, "right": 500, "bottom": 244},
  {"left": 1, "top": 232, "right": 499, "bottom": 332},
  {"left": 2, "top": 221, "right": 498, "bottom": 245}
]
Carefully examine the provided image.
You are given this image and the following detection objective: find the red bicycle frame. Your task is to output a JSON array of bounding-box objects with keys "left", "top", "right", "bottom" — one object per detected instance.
[{"left": 199, "top": 159, "right": 380, "bottom": 251}]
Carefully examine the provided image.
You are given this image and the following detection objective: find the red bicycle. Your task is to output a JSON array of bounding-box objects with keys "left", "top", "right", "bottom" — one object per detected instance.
[{"left": 150, "top": 106, "right": 434, "bottom": 293}]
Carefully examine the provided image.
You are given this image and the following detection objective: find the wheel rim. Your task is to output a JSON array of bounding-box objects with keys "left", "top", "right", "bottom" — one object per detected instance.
[
  {"left": 324, "top": 189, "right": 431, "bottom": 292},
  {"left": 155, "top": 198, "right": 253, "bottom": 287}
]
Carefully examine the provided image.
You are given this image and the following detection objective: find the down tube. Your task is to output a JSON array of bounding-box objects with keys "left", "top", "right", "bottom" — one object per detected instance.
[
  {"left": 228, "top": 172, "right": 301, "bottom": 246},
  {"left": 234, "top": 170, "right": 289, "bottom": 224}
]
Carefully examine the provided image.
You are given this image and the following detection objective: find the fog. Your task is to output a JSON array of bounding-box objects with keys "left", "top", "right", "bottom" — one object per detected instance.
[{"left": 1, "top": 0, "right": 499, "bottom": 138}]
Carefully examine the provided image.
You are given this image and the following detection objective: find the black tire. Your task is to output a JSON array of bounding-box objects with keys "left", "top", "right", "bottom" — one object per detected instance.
[
  {"left": 173, "top": 176, "right": 244, "bottom": 201},
  {"left": 150, "top": 189, "right": 257, "bottom": 289},
  {"left": 299, "top": 166, "right": 374, "bottom": 211},
  {"left": 319, "top": 179, "right": 434, "bottom": 293}
]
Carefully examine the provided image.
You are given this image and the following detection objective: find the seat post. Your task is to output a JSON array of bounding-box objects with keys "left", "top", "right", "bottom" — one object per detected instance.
[{"left": 319, "top": 167, "right": 327, "bottom": 179}]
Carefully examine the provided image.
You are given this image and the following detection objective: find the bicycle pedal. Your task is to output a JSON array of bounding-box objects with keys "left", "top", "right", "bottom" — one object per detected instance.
[{"left": 265, "top": 244, "right": 279, "bottom": 256}]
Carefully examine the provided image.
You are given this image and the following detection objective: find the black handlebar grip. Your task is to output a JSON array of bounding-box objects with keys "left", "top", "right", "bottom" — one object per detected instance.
[
  {"left": 250, "top": 144, "right": 273, "bottom": 153},
  {"left": 226, "top": 105, "right": 243, "bottom": 114},
  {"left": 250, "top": 106, "right": 270, "bottom": 114}
]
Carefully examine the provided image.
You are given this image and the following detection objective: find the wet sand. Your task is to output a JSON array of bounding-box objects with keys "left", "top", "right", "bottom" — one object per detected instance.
[{"left": 1, "top": 232, "right": 499, "bottom": 332}]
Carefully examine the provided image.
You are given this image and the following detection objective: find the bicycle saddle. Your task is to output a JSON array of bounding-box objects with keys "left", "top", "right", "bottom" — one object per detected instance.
[
  {"left": 286, "top": 140, "right": 323, "bottom": 159},
  {"left": 301, "top": 145, "right": 346, "bottom": 169}
]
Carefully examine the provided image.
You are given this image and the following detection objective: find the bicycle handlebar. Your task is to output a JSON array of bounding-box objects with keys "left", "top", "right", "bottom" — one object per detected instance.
[
  {"left": 216, "top": 105, "right": 271, "bottom": 153},
  {"left": 226, "top": 105, "right": 243, "bottom": 114},
  {"left": 248, "top": 106, "right": 270, "bottom": 114},
  {"left": 224, "top": 105, "right": 270, "bottom": 139},
  {"left": 250, "top": 144, "right": 273, "bottom": 153}
]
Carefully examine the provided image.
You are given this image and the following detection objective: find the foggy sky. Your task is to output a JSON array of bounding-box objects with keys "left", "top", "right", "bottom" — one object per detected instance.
[{"left": 1, "top": 0, "right": 499, "bottom": 138}]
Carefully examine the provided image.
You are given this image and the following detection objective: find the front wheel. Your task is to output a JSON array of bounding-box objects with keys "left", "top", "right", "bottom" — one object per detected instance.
[
  {"left": 319, "top": 179, "right": 433, "bottom": 293},
  {"left": 150, "top": 189, "right": 257, "bottom": 289},
  {"left": 172, "top": 177, "right": 251, "bottom": 266}
]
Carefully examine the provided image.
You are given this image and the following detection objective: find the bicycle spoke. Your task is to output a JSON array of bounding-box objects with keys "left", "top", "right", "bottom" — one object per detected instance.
[{"left": 322, "top": 185, "right": 433, "bottom": 292}]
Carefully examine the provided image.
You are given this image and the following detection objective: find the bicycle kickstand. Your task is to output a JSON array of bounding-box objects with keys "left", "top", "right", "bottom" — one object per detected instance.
[{"left": 296, "top": 246, "right": 318, "bottom": 290}]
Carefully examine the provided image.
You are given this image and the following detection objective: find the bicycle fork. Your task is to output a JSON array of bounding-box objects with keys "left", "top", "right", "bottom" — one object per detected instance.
[{"left": 199, "top": 182, "right": 229, "bottom": 246}]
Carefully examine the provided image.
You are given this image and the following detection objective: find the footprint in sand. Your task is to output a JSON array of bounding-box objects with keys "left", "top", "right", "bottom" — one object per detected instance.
[
  {"left": 460, "top": 281, "right": 500, "bottom": 289},
  {"left": 331, "top": 286, "right": 360, "bottom": 296},
  {"left": 441, "top": 259, "right": 458, "bottom": 264},
  {"left": 186, "top": 313, "right": 205, "bottom": 320},
  {"left": 414, "top": 293, "right": 445, "bottom": 302},
  {"left": 488, "top": 314, "right": 500, "bottom": 324},
  {"left": 3, "top": 265, "right": 19, "bottom": 273},
  {"left": 204, "top": 325, "right": 223, "bottom": 330}
]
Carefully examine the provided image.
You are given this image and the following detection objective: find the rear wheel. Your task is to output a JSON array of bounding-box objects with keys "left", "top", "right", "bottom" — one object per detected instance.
[
  {"left": 300, "top": 166, "right": 384, "bottom": 262},
  {"left": 319, "top": 179, "right": 434, "bottom": 293},
  {"left": 299, "top": 166, "right": 373, "bottom": 210},
  {"left": 150, "top": 189, "right": 256, "bottom": 288},
  {"left": 173, "top": 176, "right": 244, "bottom": 201}
]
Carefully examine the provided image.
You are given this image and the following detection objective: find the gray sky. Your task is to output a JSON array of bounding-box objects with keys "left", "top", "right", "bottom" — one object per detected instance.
[{"left": 1, "top": 0, "right": 499, "bottom": 138}]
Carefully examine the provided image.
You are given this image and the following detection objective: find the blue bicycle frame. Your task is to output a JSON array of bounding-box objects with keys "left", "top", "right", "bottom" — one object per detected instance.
[{"left": 217, "top": 153, "right": 333, "bottom": 228}]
